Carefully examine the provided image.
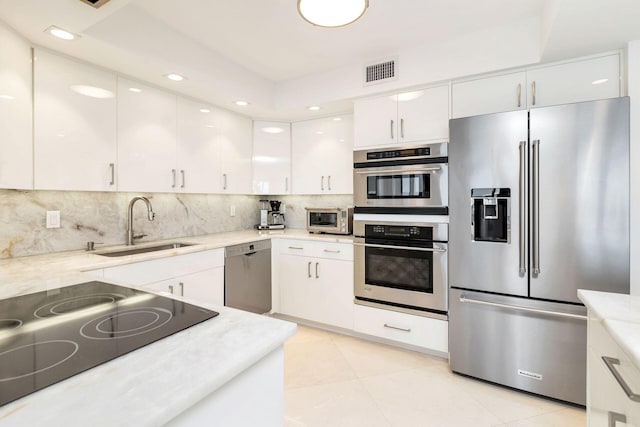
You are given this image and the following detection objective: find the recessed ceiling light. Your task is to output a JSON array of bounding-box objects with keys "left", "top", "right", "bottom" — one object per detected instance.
[
  {"left": 0, "top": 95, "right": 15, "bottom": 100},
  {"left": 298, "top": 0, "right": 369, "bottom": 28},
  {"left": 128, "top": 87, "right": 142, "bottom": 93},
  {"left": 235, "top": 100, "right": 249, "bottom": 106},
  {"left": 70, "top": 85, "right": 115, "bottom": 99},
  {"left": 200, "top": 108, "right": 211, "bottom": 113},
  {"left": 262, "top": 127, "right": 285, "bottom": 134},
  {"left": 592, "top": 78, "right": 609, "bottom": 85},
  {"left": 165, "top": 73, "right": 185, "bottom": 82},
  {"left": 45, "top": 26, "right": 77, "bottom": 41},
  {"left": 308, "top": 105, "right": 321, "bottom": 111},
  {"left": 333, "top": 117, "right": 342, "bottom": 121}
]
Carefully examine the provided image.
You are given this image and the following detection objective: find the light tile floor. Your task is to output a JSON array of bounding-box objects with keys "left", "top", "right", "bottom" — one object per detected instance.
[{"left": 284, "top": 325, "right": 586, "bottom": 427}]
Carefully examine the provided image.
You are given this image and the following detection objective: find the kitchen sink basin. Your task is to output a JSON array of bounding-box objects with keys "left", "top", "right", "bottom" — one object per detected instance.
[{"left": 95, "top": 242, "right": 195, "bottom": 257}]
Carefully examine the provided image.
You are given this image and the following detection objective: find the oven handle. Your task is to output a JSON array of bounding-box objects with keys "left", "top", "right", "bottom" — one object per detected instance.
[
  {"left": 355, "top": 166, "right": 441, "bottom": 175},
  {"left": 353, "top": 242, "right": 446, "bottom": 253}
]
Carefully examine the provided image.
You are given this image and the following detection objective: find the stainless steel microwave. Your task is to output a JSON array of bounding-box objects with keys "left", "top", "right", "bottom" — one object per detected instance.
[{"left": 306, "top": 207, "right": 353, "bottom": 235}]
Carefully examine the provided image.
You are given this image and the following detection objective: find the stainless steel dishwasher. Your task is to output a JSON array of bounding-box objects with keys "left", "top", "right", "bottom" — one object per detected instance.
[{"left": 224, "top": 240, "right": 272, "bottom": 314}]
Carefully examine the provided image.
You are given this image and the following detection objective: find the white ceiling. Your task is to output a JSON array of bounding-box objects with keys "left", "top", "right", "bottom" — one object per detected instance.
[{"left": 0, "top": 0, "right": 639, "bottom": 120}]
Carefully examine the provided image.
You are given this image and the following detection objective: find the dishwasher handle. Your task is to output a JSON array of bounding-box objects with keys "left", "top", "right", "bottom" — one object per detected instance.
[{"left": 244, "top": 251, "right": 257, "bottom": 256}]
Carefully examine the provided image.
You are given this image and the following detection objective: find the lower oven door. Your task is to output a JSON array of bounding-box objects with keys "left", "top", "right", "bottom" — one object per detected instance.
[{"left": 354, "top": 237, "right": 448, "bottom": 313}]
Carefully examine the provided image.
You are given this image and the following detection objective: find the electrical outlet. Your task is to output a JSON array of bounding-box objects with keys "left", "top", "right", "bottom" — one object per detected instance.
[
  {"left": 230, "top": 205, "right": 236, "bottom": 217},
  {"left": 46, "top": 210, "right": 61, "bottom": 229}
]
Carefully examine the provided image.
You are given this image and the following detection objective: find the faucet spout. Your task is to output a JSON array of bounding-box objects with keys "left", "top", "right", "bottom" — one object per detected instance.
[{"left": 126, "top": 196, "right": 155, "bottom": 246}]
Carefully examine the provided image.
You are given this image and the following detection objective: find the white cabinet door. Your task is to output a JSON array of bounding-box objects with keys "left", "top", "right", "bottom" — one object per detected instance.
[
  {"left": 34, "top": 50, "right": 117, "bottom": 191},
  {"left": 215, "top": 109, "right": 252, "bottom": 194},
  {"left": 252, "top": 121, "right": 291, "bottom": 195},
  {"left": 150, "top": 267, "right": 224, "bottom": 307},
  {"left": 354, "top": 95, "right": 397, "bottom": 148},
  {"left": 279, "top": 254, "right": 314, "bottom": 319},
  {"left": 176, "top": 97, "right": 219, "bottom": 194},
  {"left": 291, "top": 114, "right": 353, "bottom": 194},
  {"left": 397, "top": 86, "right": 449, "bottom": 143},
  {"left": 313, "top": 258, "right": 354, "bottom": 329},
  {"left": 117, "top": 77, "right": 177, "bottom": 192},
  {"left": 526, "top": 54, "right": 620, "bottom": 108},
  {"left": 452, "top": 72, "right": 527, "bottom": 118},
  {"left": 0, "top": 24, "right": 32, "bottom": 190}
]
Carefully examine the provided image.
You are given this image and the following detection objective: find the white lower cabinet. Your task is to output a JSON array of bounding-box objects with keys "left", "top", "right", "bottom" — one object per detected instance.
[
  {"left": 278, "top": 240, "right": 353, "bottom": 329},
  {"left": 102, "top": 249, "right": 225, "bottom": 307},
  {"left": 588, "top": 318, "right": 640, "bottom": 426},
  {"left": 353, "top": 304, "right": 448, "bottom": 353}
]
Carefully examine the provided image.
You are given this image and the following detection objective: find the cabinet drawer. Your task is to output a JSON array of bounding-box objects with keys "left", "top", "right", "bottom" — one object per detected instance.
[
  {"left": 279, "top": 239, "right": 353, "bottom": 261},
  {"left": 103, "top": 249, "right": 224, "bottom": 285},
  {"left": 353, "top": 304, "right": 447, "bottom": 353},
  {"left": 279, "top": 240, "right": 314, "bottom": 257}
]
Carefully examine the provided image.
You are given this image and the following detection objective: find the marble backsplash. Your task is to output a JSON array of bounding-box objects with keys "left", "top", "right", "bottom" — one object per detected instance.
[{"left": 0, "top": 190, "right": 353, "bottom": 259}]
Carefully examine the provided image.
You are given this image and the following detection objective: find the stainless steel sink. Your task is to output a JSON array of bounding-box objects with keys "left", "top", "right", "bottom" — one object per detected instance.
[{"left": 95, "top": 242, "right": 195, "bottom": 257}]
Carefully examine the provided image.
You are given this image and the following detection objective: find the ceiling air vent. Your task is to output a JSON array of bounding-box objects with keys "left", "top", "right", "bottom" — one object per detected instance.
[
  {"left": 79, "top": 0, "right": 111, "bottom": 8},
  {"left": 363, "top": 58, "right": 398, "bottom": 86}
]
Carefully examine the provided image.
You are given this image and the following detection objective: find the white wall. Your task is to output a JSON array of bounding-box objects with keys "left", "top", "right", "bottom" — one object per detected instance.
[{"left": 628, "top": 40, "right": 640, "bottom": 295}]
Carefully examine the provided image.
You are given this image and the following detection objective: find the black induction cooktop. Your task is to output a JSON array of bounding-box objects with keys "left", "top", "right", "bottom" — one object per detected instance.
[{"left": 0, "top": 281, "right": 218, "bottom": 407}]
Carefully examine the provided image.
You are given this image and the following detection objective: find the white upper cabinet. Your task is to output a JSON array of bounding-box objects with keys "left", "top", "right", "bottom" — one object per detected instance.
[
  {"left": 452, "top": 72, "right": 526, "bottom": 118},
  {"left": 0, "top": 24, "right": 32, "bottom": 190},
  {"left": 213, "top": 108, "right": 252, "bottom": 194},
  {"left": 117, "top": 77, "right": 177, "bottom": 193},
  {"left": 292, "top": 114, "right": 353, "bottom": 194},
  {"left": 34, "top": 50, "right": 117, "bottom": 191},
  {"left": 176, "top": 97, "right": 219, "bottom": 194},
  {"left": 354, "top": 85, "right": 449, "bottom": 149},
  {"left": 252, "top": 121, "right": 291, "bottom": 195},
  {"left": 452, "top": 54, "right": 620, "bottom": 118},
  {"left": 525, "top": 54, "right": 620, "bottom": 108}
]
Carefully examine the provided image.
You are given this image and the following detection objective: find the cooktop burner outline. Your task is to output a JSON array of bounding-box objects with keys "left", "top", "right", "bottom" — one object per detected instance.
[
  {"left": 0, "top": 340, "right": 79, "bottom": 382},
  {"left": 0, "top": 319, "right": 23, "bottom": 330},
  {"left": 81, "top": 307, "right": 173, "bottom": 339},
  {"left": 34, "top": 293, "right": 127, "bottom": 319}
]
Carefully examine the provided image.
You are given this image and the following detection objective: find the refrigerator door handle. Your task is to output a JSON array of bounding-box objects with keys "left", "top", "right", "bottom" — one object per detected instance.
[
  {"left": 532, "top": 139, "right": 541, "bottom": 275},
  {"left": 459, "top": 295, "right": 587, "bottom": 320},
  {"left": 519, "top": 140, "right": 527, "bottom": 274}
]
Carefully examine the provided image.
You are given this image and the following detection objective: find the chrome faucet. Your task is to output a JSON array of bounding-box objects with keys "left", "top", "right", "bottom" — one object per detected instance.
[{"left": 126, "top": 196, "right": 155, "bottom": 246}]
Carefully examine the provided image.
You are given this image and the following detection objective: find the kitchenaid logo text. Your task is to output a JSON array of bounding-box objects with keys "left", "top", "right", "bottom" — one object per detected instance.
[{"left": 517, "top": 369, "right": 543, "bottom": 381}]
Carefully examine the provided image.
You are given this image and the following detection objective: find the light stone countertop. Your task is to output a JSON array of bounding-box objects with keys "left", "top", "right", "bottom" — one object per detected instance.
[
  {"left": 578, "top": 289, "right": 640, "bottom": 371},
  {"left": 0, "top": 228, "right": 351, "bottom": 426}
]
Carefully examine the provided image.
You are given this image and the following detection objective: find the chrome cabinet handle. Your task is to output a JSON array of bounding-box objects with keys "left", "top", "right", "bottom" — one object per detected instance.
[
  {"left": 532, "top": 140, "right": 540, "bottom": 275},
  {"left": 602, "top": 356, "right": 640, "bottom": 402},
  {"left": 285, "top": 177, "right": 289, "bottom": 192},
  {"left": 168, "top": 285, "right": 174, "bottom": 294},
  {"left": 307, "top": 261, "right": 311, "bottom": 278},
  {"left": 288, "top": 246, "right": 304, "bottom": 250},
  {"left": 323, "top": 249, "right": 340, "bottom": 253},
  {"left": 519, "top": 141, "right": 527, "bottom": 274},
  {"left": 179, "top": 282, "right": 184, "bottom": 296},
  {"left": 608, "top": 411, "right": 627, "bottom": 427},
  {"left": 327, "top": 175, "right": 331, "bottom": 191},
  {"left": 353, "top": 242, "right": 446, "bottom": 253},
  {"left": 459, "top": 295, "right": 587, "bottom": 320},
  {"left": 390, "top": 119, "right": 394, "bottom": 139},
  {"left": 384, "top": 323, "right": 411, "bottom": 333},
  {"left": 315, "top": 262, "right": 319, "bottom": 279},
  {"left": 109, "top": 163, "right": 115, "bottom": 186},
  {"left": 321, "top": 176, "right": 325, "bottom": 191},
  {"left": 531, "top": 81, "right": 536, "bottom": 106},
  {"left": 355, "top": 166, "right": 441, "bottom": 175},
  {"left": 171, "top": 169, "right": 176, "bottom": 188},
  {"left": 400, "top": 118, "right": 404, "bottom": 138},
  {"left": 223, "top": 173, "right": 228, "bottom": 190},
  {"left": 517, "top": 84, "right": 522, "bottom": 108},
  {"left": 180, "top": 170, "right": 185, "bottom": 189}
]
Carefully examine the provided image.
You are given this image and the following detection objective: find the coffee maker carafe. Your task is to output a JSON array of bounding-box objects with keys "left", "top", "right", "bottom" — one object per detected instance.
[
  {"left": 269, "top": 200, "right": 285, "bottom": 229},
  {"left": 256, "top": 199, "right": 286, "bottom": 230}
]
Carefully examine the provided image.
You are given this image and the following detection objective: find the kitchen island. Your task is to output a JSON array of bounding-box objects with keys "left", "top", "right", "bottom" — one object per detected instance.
[{"left": 0, "top": 231, "right": 304, "bottom": 426}]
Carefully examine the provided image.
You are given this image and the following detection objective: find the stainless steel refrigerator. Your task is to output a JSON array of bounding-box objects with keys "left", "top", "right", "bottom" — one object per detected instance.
[{"left": 448, "top": 97, "right": 630, "bottom": 405}]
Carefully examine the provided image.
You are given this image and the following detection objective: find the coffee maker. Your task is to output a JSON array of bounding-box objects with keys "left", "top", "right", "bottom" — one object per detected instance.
[{"left": 256, "top": 199, "right": 286, "bottom": 230}]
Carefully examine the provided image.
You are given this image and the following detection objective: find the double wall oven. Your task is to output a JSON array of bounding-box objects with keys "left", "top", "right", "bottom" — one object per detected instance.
[{"left": 353, "top": 142, "right": 449, "bottom": 319}]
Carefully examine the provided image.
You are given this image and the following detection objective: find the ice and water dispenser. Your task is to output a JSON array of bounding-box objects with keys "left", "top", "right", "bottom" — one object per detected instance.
[{"left": 471, "top": 188, "right": 510, "bottom": 243}]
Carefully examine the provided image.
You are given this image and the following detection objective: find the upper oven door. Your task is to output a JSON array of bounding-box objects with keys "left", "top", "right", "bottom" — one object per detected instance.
[{"left": 354, "top": 163, "right": 448, "bottom": 208}]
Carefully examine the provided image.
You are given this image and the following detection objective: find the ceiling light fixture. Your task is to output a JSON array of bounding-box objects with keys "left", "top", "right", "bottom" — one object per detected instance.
[
  {"left": 46, "top": 26, "right": 78, "bottom": 41},
  {"left": 165, "top": 73, "right": 185, "bottom": 82},
  {"left": 235, "top": 100, "right": 249, "bottom": 106},
  {"left": 308, "top": 105, "right": 321, "bottom": 111},
  {"left": 297, "top": 0, "right": 368, "bottom": 28}
]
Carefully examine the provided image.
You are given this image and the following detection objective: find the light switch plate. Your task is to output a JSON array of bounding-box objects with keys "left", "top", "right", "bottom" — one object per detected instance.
[{"left": 46, "top": 210, "right": 60, "bottom": 229}]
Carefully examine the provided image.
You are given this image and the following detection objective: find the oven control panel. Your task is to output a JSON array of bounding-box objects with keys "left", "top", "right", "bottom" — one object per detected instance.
[{"left": 365, "top": 224, "right": 432, "bottom": 241}]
